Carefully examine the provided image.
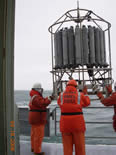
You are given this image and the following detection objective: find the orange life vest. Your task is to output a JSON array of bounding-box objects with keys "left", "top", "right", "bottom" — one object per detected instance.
[
  {"left": 102, "top": 92, "right": 116, "bottom": 106},
  {"left": 28, "top": 89, "right": 51, "bottom": 125},
  {"left": 57, "top": 86, "right": 90, "bottom": 132}
]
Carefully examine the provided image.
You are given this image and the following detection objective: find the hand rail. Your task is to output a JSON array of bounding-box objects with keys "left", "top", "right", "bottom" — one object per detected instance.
[{"left": 52, "top": 106, "right": 116, "bottom": 143}]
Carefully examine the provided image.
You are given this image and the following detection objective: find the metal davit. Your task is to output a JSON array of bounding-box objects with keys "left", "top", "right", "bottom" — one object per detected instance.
[{"left": 48, "top": 3, "right": 112, "bottom": 97}]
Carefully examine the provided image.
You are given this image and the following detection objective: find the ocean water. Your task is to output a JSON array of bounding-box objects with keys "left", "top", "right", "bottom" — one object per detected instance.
[{"left": 14, "top": 90, "right": 116, "bottom": 145}]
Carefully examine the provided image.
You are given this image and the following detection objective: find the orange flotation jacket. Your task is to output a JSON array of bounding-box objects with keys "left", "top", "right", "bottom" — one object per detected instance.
[
  {"left": 57, "top": 86, "right": 90, "bottom": 132},
  {"left": 101, "top": 92, "right": 116, "bottom": 106},
  {"left": 28, "top": 89, "right": 51, "bottom": 125},
  {"left": 101, "top": 92, "right": 116, "bottom": 132}
]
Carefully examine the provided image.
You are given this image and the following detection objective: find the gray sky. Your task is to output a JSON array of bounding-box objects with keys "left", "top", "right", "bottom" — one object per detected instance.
[{"left": 15, "top": 0, "right": 116, "bottom": 90}]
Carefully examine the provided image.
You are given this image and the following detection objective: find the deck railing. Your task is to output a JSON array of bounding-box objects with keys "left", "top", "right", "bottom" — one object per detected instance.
[{"left": 50, "top": 105, "right": 116, "bottom": 145}]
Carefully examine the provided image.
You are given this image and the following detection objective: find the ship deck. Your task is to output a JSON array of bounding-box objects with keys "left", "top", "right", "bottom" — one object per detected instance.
[{"left": 20, "top": 137, "right": 116, "bottom": 155}]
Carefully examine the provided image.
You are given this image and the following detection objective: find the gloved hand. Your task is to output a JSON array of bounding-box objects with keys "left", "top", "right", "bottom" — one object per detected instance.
[
  {"left": 49, "top": 95, "right": 54, "bottom": 100},
  {"left": 112, "top": 115, "right": 116, "bottom": 132},
  {"left": 106, "top": 85, "right": 112, "bottom": 94},
  {"left": 82, "top": 86, "right": 87, "bottom": 95},
  {"left": 58, "top": 91, "right": 61, "bottom": 96},
  {"left": 97, "top": 91, "right": 104, "bottom": 100}
]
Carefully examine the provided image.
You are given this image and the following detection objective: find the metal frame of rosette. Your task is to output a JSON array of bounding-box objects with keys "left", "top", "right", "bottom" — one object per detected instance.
[{"left": 48, "top": 5, "right": 112, "bottom": 97}]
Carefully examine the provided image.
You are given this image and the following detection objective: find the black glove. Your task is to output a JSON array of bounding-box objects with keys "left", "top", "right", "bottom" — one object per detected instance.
[
  {"left": 49, "top": 95, "right": 54, "bottom": 100},
  {"left": 113, "top": 115, "right": 116, "bottom": 132}
]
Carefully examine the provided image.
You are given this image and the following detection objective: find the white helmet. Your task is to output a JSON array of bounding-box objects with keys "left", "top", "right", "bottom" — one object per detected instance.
[{"left": 32, "top": 83, "right": 42, "bottom": 89}]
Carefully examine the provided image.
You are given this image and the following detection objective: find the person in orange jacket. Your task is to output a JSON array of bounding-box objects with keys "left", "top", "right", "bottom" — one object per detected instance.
[
  {"left": 57, "top": 79, "right": 90, "bottom": 155},
  {"left": 97, "top": 84, "right": 116, "bottom": 132},
  {"left": 28, "top": 83, "right": 54, "bottom": 155}
]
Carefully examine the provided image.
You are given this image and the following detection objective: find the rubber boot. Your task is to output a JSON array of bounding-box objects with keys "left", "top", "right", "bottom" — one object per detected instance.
[
  {"left": 34, "top": 152, "right": 45, "bottom": 155},
  {"left": 31, "top": 148, "right": 34, "bottom": 152}
]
